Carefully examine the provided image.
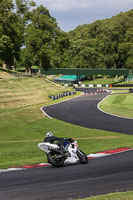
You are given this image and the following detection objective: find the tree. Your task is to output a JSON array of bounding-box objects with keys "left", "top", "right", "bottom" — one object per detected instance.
[
  {"left": 125, "top": 28, "right": 133, "bottom": 69},
  {"left": 0, "top": 0, "right": 14, "bottom": 68},
  {"left": 24, "top": 5, "right": 69, "bottom": 73},
  {"left": 0, "top": 0, "right": 35, "bottom": 69},
  {"left": 20, "top": 48, "right": 34, "bottom": 73},
  {"left": 67, "top": 9, "right": 133, "bottom": 70}
]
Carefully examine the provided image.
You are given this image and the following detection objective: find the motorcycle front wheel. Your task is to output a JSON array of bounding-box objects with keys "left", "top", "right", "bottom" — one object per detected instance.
[
  {"left": 77, "top": 149, "right": 88, "bottom": 164},
  {"left": 47, "top": 152, "right": 64, "bottom": 167}
]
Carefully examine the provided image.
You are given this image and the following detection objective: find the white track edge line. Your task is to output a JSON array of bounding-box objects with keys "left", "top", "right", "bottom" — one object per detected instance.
[
  {"left": 0, "top": 168, "right": 25, "bottom": 173},
  {"left": 41, "top": 106, "right": 52, "bottom": 119}
]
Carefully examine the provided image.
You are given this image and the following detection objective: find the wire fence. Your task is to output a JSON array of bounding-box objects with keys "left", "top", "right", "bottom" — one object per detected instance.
[{"left": 0, "top": 71, "right": 44, "bottom": 79}]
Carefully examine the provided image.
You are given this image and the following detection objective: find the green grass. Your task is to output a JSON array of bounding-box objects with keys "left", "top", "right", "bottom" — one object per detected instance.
[
  {"left": 0, "top": 76, "right": 133, "bottom": 169},
  {"left": 99, "top": 92, "right": 133, "bottom": 118},
  {"left": 1, "top": 103, "right": 133, "bottom": 168},
  {"left": 0, "top": 77, "right": 71, "bottom": 108},
  {"left": 117, "top": 81, "right": 133, "bottom": 84},
  {"left": 112, "top": 89, "right": 129, "bottom": 93},
  {"left": 79, "top": 191, "right": 133, "bottom": 200},
  {"left": 0, "top": 97, "right": 133, "bottom": 168}
]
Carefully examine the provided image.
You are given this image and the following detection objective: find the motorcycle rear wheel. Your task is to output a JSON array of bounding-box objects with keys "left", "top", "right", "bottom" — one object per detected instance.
[
  {"left": 47, "top": 152, "right": 64, "bottom": 167},
  {"left": 77, "top": 149, "right": 88, "bottom": 164}
]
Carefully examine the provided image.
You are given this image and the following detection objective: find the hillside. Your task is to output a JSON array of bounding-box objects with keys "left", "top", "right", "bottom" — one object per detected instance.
[
  {"left": 0, "top": 76, "right": 66, "bottom": 109},
  {"left": 66, "top": 9, "right": 133, "bottom": 70}
]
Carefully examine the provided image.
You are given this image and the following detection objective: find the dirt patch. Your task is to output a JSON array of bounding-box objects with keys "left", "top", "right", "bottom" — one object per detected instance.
[
  {"left": 74, "top": 136, "right": 119, "bottom": 140},
  {"left": 0, "top": 139, "right": 42, "bottom": 143},
  {"left": 0, "top": 136, "right": 119, "bottom": 143}
]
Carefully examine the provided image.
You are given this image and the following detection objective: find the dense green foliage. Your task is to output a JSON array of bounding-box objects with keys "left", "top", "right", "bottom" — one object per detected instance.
[
  {"left": 0, "top": 0, "right": 23, "bottom": 68},
  {"left": 0, "top": 0, "right": 35, "bottom": 69},
  {"left": 67, "top": 10, "right": 133, "bottom": 69},
  {"left": 0, "top": 0, "right": 69, "bottom": 72},
  {"left": 23, "top": 5, "right": 69, "bottom": 73},
  {"left": 0, "top": 0, "right": 133, "bottom": 71}
]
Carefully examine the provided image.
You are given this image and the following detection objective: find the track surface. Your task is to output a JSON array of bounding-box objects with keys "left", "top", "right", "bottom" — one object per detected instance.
[
  {"left": 42, "top": 88, "right": 133, "bottom": 135},
  {"left": 1, "top": 150, "right": 133, "bottom": 200},
  {"left": 1, "top": 88, "right": 133, "bottom": 200}
]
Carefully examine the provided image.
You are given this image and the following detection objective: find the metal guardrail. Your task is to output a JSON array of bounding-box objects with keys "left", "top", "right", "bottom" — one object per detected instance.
[{"left": 49, "top": 90, "right": 76, "bottom": 100}]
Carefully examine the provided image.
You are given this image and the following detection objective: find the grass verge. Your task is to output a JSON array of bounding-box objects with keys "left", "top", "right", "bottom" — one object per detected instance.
[
  {"left": 79, "top": 191, "right": 133, "bottom": 200},
  {"left": 0, "top": 102, "right": 133, "bottom": 168},
  {"left": 99, "top": 91, "right": 133, "bottom": 118}
]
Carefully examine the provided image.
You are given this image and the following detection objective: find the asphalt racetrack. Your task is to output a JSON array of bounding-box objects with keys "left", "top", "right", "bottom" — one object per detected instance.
[
  {"left": 42, "top": 88, "right": 133, "bottom": 135},
  {"left": 1, "top": 88, "right": 133, "bottom": 200}
]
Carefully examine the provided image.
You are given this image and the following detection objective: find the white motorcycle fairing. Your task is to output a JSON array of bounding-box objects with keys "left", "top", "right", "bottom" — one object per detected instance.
[
  {"left": 38, "top": 142, "right": 59, "bottom": 153},
  {"left": 38, "top": 141, "right": 79, "bottom": 164},
  {"left": 64, "top": 142, "right": 79, "bottom": 164}
]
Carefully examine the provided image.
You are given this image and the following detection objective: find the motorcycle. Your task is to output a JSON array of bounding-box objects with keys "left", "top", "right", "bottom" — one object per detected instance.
[{"left": 38, "top": 139, "right": 88, "bottom": 167}]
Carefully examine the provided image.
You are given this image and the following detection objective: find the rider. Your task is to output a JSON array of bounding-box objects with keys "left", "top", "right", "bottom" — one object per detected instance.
[
  {"left": 44, "top": 132, "right": 74, "bottom": 152},
  {"left": 129, "top": 88, "right": 133, "bottom": 93}
]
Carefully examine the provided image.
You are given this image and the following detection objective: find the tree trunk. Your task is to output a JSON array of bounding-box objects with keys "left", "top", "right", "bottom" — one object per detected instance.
[
  {"left": 93, "top": 75, "right": 96, "bottom": 81},
  {"left": 38, "top": 68, "right": 41, "bottom": 76},
  {"left": 28, "top": 68, "right": 32, "bottom": 75},
  {"left": 115, "top": 75, "right": 118, "bottom": 82},
  {"left": 25, "top": 68, "right": 29, "bottom": 74},
  {"left": 2, "top": 61, "right": 7, "bottom": 69}
]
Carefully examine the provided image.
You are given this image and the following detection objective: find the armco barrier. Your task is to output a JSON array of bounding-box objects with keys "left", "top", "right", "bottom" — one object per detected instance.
[
  {"left": 50, "top": 90, "right": 76, "bottom": 100},
  {"left": 51, "top": 96, "right": 55, "bottom": 100}
]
